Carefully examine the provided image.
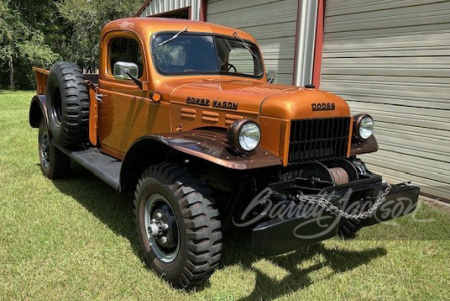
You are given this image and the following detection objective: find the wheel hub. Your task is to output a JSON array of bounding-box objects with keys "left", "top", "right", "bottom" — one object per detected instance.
[
  {"left": 40, "top": 132, "right": 50, "bottom": 167},
  {"left": 144, "top": 193, "right": 179, "bottom": 263}
]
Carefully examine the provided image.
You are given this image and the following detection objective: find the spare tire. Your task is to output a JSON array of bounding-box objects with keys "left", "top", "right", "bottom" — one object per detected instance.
[{"left": 46, "top": 62, "right": 89, "bottom": 148}]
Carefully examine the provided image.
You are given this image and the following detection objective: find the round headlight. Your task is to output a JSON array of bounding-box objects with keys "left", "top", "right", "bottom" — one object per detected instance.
[
  {"left": 354, "top": 114, "right": 374, "bottom": 140},
  {"left": 239, "top": 122, "right": 261, "bottom": 151},
  {"left": 227, "top": 120, "right": 261, "bottom": 153}
]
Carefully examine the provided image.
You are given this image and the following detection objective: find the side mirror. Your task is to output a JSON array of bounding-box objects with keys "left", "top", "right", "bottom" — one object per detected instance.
[
  {"left": 267, "top": 70, "right": 276, "bottom": 84},
  {"left": 113, "top": 61, "right": 139, "bottom": 81}
]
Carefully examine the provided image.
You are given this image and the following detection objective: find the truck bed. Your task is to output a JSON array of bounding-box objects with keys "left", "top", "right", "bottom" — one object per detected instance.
[
  {"left": 33, "top": 67, "right": 99, "bottom": 95},
  {"left": 52, "top": 139, "right": 121, "bottom": 191},
  {"left": 35, "top": 66, "right": 100, "bottom": 147}
]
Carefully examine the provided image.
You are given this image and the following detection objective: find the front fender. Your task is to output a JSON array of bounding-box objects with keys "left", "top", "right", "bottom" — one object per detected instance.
[
  {"left": 29, "top": 95, "right": 47, "bottom": 128},
  {"left": 350, "top": 135, "right": 378, "bottom": 156},
  {"left": 120, "top": 130, "right": 282, "bottom": 190},
  {"left": 153, "top": 130, "right": 282, "bottom": 170}
]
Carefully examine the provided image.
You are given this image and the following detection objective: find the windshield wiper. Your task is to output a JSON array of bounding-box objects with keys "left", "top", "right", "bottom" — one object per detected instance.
[
  {"left": 158, "top": 26, "right": 188, "bottom": 46},
  {"left": 233, "top": 31, "right": 258, "bottom": 59}
]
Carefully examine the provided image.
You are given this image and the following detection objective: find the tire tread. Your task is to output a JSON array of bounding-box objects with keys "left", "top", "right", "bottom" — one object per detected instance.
[
  {"left": 134, "top": 162, "right": 222, "bottom": 289},
  {"left": 46, "top": 62, "right": 89, "bottom": 148}
]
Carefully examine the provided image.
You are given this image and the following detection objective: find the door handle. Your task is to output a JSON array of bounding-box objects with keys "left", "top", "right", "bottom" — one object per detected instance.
[{"left": 95, "top": 93, "right": 104, "bottom": 102}]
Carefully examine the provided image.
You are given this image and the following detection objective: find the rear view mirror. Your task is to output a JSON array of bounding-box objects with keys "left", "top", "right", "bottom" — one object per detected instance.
[
  {"left": 267, "top": 70, "right": 276, "bottom": 83},
  {"left": 113, "top": 61, "right": 139, "bottom": 81}
]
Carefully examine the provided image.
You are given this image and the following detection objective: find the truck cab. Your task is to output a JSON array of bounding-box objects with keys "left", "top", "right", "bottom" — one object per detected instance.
[{"left": 29, "top": 18, "right": 419, "bottom": 289}]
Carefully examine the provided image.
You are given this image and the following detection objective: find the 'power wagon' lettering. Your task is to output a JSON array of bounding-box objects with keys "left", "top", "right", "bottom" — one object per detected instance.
[
  {"left": 212, "top": 100, "right": 238, "bottom": 110},
  {"left": 186, "top": 97, "right": 238, "bottom": 110},
  {"left": 186, "top": 97, "right": 210, "bottom": 106}
]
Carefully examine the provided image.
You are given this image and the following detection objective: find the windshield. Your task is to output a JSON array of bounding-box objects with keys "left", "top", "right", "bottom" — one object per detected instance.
[{"left": 152, "top": 33, "right": 264, "bottom": 78}]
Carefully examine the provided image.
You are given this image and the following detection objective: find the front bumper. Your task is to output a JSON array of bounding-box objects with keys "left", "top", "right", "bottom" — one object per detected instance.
[{"left": 251, "top": 180, "right": 420, "bottom": 257}]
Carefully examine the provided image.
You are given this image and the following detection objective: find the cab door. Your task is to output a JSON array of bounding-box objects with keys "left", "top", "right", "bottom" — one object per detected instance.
[{"left": 98, "top": 32, "right": 149, "bottom": 158}]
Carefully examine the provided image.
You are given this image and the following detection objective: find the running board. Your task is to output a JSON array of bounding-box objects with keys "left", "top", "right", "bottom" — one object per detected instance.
[{"left": 51, "top": 139, "right": 121, "bottom": 191}]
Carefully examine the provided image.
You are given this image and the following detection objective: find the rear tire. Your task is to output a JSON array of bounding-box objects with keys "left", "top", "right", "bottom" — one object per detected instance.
[
  {"left": 38, "top": 119, "right": 70, "bottom": 179},
  {"left": 46, "top": 62, "right": 89, "bottom": 148},
  {"left": 134, "top": 163, "right": 222, "bottom": 288}
]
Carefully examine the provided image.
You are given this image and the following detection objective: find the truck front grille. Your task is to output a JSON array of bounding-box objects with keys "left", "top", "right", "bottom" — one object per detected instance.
[{"left": 288, "top": 117, "right": 351, "bottom": 164}]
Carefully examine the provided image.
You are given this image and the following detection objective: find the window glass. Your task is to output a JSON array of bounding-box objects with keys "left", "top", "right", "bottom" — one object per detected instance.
[
  {"left": 156, "top": 44, "right": 186, "bottom": 67},
  {"left": 154, "top": 35, "right": 218, "bottom": 74},
  {"left": 152, "top": 34, "right": 264, "bottom": 78},
  {"left": 227, "top": 48, "right": 256, "bottom": 75},
  {"left": 214, "top": 37, "right": 263, "bottom": 77},
  {"left": 109, "top": 38, "right": 144, "bottom": 78}
]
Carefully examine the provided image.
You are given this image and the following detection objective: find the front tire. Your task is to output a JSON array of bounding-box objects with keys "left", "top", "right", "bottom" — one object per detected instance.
[
  {"left": 134, "top": 163, "right": 222, "bottom": 288},
  {"left": 38, "top": 119, "right": 70, "bottom": 179}
]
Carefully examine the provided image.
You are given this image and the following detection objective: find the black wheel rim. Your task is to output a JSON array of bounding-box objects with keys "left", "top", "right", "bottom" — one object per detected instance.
[
  {"left": 144, "top": 193, "right": 180, "bottom": 263},
  {"left": 40, "top": 131, "right": 50, "bottom": 167}
]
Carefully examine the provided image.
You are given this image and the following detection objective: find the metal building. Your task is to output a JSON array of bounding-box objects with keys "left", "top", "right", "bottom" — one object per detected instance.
[
  {"left": 137, "top": 0, "right": 450, "bottom": 200},
  {"left": 320, "top": 0, "right": 450, "bottom": 200},
  {"left": 136, "top": 0, "right": 319, "bottom": 87}
]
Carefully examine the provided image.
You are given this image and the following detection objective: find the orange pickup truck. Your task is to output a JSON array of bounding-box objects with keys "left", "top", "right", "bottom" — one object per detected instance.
[{"left": 29, "top": 17, "right": 419, "bottom": 288}]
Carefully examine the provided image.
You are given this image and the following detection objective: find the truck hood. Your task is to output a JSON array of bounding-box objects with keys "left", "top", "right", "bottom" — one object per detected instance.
[{"left": 168, "top": 79, "right": 350, "bottom": 119}]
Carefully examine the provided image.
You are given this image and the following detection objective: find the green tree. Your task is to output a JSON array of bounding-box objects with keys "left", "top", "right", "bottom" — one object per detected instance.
[
  {"left": 0, "top": 0, "right": 143, "bottom": 90},
  {"left": 13, "top": 0, "right": 71, "bottom": 58},
  {"left": 56, "top": 0, "right": 143, "bottom": 72},
  {"left": 0, "top": 0, "right": 60, "bottom": 90}
]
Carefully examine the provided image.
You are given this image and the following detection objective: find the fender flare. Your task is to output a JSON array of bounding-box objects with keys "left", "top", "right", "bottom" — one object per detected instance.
[
  {"left": 29, "top": 95, "right": 47, "bottom": 128},
  {"left": 119, "top": 130, "right": 281, "bottom": 190},
  {"left": 350, "top": 135, "right": 378, "bottom": 156}
]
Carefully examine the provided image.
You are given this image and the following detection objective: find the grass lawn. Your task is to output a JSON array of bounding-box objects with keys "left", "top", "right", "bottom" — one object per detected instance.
[{"left": 1, "top": 90, "right": 450, "bottom": 300}]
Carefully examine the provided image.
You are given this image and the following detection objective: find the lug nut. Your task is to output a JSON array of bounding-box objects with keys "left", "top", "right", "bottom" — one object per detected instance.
[
  {"left": 162, "top": 224, "right": 169, "bottom": 230},
  {"left": 155, "top": 213, "right": 162, "bottom": 219},
  {"left": 161, "top": 236, "right": 167, "bottom": 244},
  {"left": 151, "top": 219, "right": 156, "bottom": 223}
]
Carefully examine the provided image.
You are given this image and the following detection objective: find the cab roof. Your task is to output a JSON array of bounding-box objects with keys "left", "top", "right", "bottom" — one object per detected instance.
[{"left": 101, "top": 17, "right": 257, "bottom": 44}]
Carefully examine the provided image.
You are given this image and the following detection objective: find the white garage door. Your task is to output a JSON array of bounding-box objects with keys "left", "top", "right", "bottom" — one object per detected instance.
[
  {"left": 139, "top": 0, "right": 201, "bottom": 20},
  {"left": 207, "top": 0, "right": 298, "bottom": 85},
  {"left": 321, "top": 0, "right": 450, "bottom": 200}
]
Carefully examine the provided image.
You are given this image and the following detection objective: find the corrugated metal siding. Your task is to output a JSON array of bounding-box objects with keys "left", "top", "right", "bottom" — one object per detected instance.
[
  {"left": 207, "top": 0, "right": 298, "bottom": 85},
  {"left": 321, "top": 0, "right": 450, "bottom": 200},
  {"left": 139, "top": 0, "right": 201, "bottom": 20}
]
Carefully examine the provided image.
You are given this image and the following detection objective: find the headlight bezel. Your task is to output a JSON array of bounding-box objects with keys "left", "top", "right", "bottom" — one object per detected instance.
[
  {"left": 353, "top": 113, "right": 374, "bottom": 141},
  {"left": 227, "top": 119, "right": 261, "bottom": 153}
]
